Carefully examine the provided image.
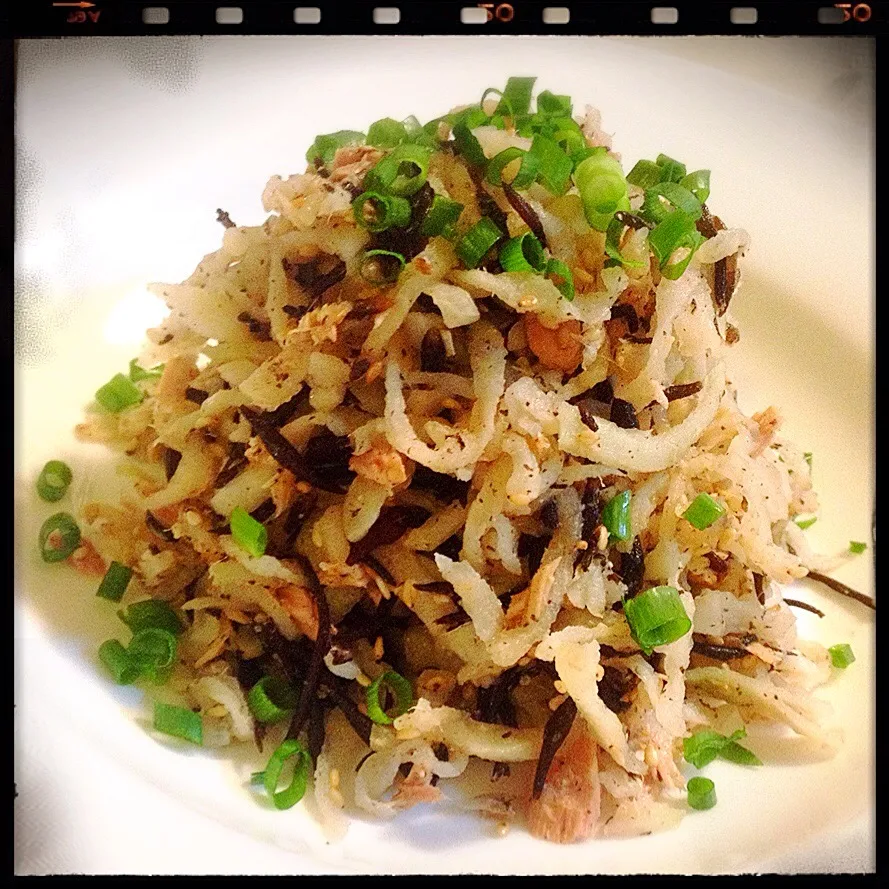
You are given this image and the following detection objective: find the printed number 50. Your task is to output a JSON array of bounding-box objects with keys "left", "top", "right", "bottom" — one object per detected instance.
[
  {"left": 835, "top": 3, "right": 872, "bottom": 21},
  {"left": 479, "top": 3, "right": 516, "bottom": 22}
]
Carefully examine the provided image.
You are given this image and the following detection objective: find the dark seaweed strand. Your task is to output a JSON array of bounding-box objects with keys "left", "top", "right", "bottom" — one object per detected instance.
[
  {"left": 613, "top": 210, "right": 650, "bottom": 231},
  {"left": 691, "top": 639, "right": 749, "bottom": 661},
  {"left": 476, "top": 666, "right": 523, "bottom": 727},
  {"left": 531, "top": 696, "right": 577, "bottom": 800},
  {"left": 362, "top": 554, "right": 397, "bottom": 587},
  {"left": 598, "top": 665, "right": 638, "bottom": 714},
  {"left": 306, "top": 698, "right": 328, "bottom": 763},
  {"left": 236, "top": 312, "right": 273, "bottom": 342},
  {"left": 368, "top": 181, "right": 435, "bottom": 262},
  {"left": 753, "top": 572, "right": 765, "bottom": 606},
  {"left": 145, "top": 511, "right": 176, "bottom": 543},
  {"left": 216, "top": 208, "right": 236, "bottom": 228},
  {"left": 162, "top": 446, "right": 182, "bottom": 481},
  {"left": 610, "top": 398, "right": 639, "bottom": 430},
  {"left": 805, "top": 571, "right": 875, "bottom": 610},
  {"left": 249, "top": 499, "right": 276, "bottom": 525},
  {"left": 664, "top": 381, "right": 703, "bottom": 402},
  {"left": 184, "top": 387, "right": 209, "bottom": 406},
  {"left": 420, "top": 328, "right": 448, "bottom": 373},
  {"left": 783, "top": 598, "right": 825, "bottom": 619},
  {"left": 264, "top": 388, "right": 311, "bottom": 428},
  {"left": 502, "top": 182, "right": 547, "bottom": 248},
  {"left": 346, "top": 505, "right": 430, "bottom": 565},
  {"left": 286, "top": 556, "right": 332, "bottom": 743},
  {"left": 304, "top": 259, "right": 347, "bottom": 299},
  {"left": 575, "top": 479, "right": 603, "bottom": 571},
  {"left": 609, "top": 304, "right": 640, "bottom": 335},
  {"left": 324, "top": 680, "right": 372, "bottom": 744},
  {"left": 618, "top": 537, "right": 645, "bottom": 598},
  {"left": 467, "top": 163, "right": 509, "bottom": 235}
]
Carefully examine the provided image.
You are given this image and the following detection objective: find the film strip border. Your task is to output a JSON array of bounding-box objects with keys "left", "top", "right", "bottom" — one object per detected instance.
[{"left": 4, "top": 1, "right": 883, "bottom": 37}]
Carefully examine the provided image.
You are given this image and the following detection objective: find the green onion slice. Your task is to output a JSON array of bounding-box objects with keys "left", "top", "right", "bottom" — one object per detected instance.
[
  {"left": 36, "top": 460, "right": 73, "bottom": 503},
  {"left": 230, "top": 506, "right": 267, "bottom": 558},
  {"left": 352, "top": 191, "right": 412, "bottom": 232},
  {"left": 129, "top": 359, "right": 164, "bottom": 382},
  {"left": 656, "top": 153, "right": 687, "bottom": 184},
  {"left": 360, "top": 249, "right": 406, "bottom": 286},
  {"left": 96, "top": 560, "right": 134, "bottom": 602},
  {"left": 546, "top": 258, "right": 575, "bottom": 301},
  {"left": 605, "top": 217, "right": 647, "bottom": 269},
  {"left": 795, "top": 516, "right": 817, "bottom": 530},
  {"left": 687, "top": 776, "right": 717, "bottom": 811},
  {"left": 496, "top": 76, "right": 536, "bottom": 117},
  {"left": 641, "top": 182, "right": 702, "bottom": 224},
  {"left": 680, "top": 169, "right": 711, "bottom": 204},
  {"left": 456, "top": 217, "right": 503, "bottom": 269},
  {"left": 305, "top": 130, "right": 365, "bottom": 167},
  {"left": 128, "top": 628, "right": 177, "bottom": 681},
  {"left": 364, "top": 143, "right": 432, "bottom": 197},
  {"left": 573, "top": 152, "right": 630, "bottom": 230},
  {"left": 366, "top": 117, "right": 407, "bottom": 149},
  {"left": 98, "top": 639, "right": 141, "bottom": 685},
  {"left": 602, "top": 490, "right": 632, "bottom": 542},
  {"left": 828, "top": 643, "right": 855, "bottom": 669},
  {"left": 485, "top": 147, "right": 539, "bottom": 189},
  {"left": 38, "top": 512, "right": 81, "bottom": 563},
  {"left": 248, "top": 676, "right": 299, "bottom": 724},
  {"left": 683, "top": 493, "right": 726, "bottom": 531},
  {"left": 263, "top": 739, "right": 311, "bottom": 810},
  {"left": 849, "top": 541, "right": 867, "bottom": 554},
  {"left": 683, "top": 728, "right": 762, "bottom": 768},
  {"left": 528, "top": 134, "right": 574, "bottom": 195},
  {"left": 95, "top": 373, "right": 144, "bottom": 413},
  {"left": 419, "top": 195, "right": 464, "bottom": 238},
  {"left": 536, "top": 90, "right": 572, "bottom": 117},
  {"left": 648, "top": 210, "right": 704, "bottom": 280},
  {"left": 452, "top": 107, "right": 489, "bottom": 167},
  {"left": 118, "top": 599, "right": 184, "bottom": 636},
  {"left": 153, "top": 702, "right": 203, "bottom": 745},
  {"left": 624, "top": 585, "right": 692, "bottom": 655},
  {"left": 499, "top": 232, "right": 547, "bottom": 274},
  {"left": 365, "top": 670, "right": 414, "bottom": 725},
  {"left": 480, "top": 87, "right": 512, "bottom": 119},
  {"left": 626, "top": 159, "right": 663, "bottom": 190}
]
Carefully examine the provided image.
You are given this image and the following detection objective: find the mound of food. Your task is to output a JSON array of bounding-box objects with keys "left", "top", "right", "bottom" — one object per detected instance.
[{"left": 48, "top": 78, "right": 858, "bottom": 843}]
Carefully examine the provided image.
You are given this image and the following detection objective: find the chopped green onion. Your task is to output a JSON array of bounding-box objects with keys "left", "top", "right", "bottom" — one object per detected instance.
[
  {"left": 849, "top": 541, "right": 867, "bottom": 554},
  {"left": 648, "top": 210, "right": 704, "bottom": 280},
  {"left": 95, "top": 373, "right": 143, "bottom": 413},
  {"left": 795, "top": 516, "right": 817, "bottom": 530},
  {"left": 683, "top": 493, "right": 726, "bottom": 531},
  {"left": 263, "top": 739, "right": 311, "bottom": 810},
  {"left": 352, "top": 191, "right": 412, "bottom": 232},
  {"left": 804, "top": 452, "right": 813, "bottom": 469},
  {"left": 250, "top": 770, "right": 266, "bottom": 786},
  {"left": 456, "top": 217, "right": 503, "bottom": 268},
  {"left": 401, "top": 115, "right": 435, "bottom": 147},
  {"left": 680, "top": 169, "right": 711, "bottom": 204},
  {"left": 642, "top": 182, "right": 703, "bottom": 222},
  {"left": 496, "top": 76, "right": 536, "bottom": 117},
  {"left": 499, "top": 232, "right": 547, "bottom": 274},
  {"left": 419, "top": 195, "right": 464, "bottom": 238},
  {"left": 485, "top": 147, "right": 539, "bottom": 189},
  {"left": 364, "top": 143, "right": 432, "bottom": 197},
  {"left": 98, "top": 639, "right": 141, "bottom": 685},
  {"left": 128, "top": 628, "right": 177, "bottom": 681},
  {"left": 573, "top": 151, "right": 630, "bottom": 230},
  {"left": 153, "top": 702, "right": 203, "bottom": 745},
  {"left": 571, "top": 145, "right": 606, "bottom": 171},
  {"left": 118, "top": 599, "right": 183, "bottom": 636},
  {"left": 128, "top": 359, "right": 164, "bottom": 382},
  {"left": 683, "top": 728, "right": 761, "bottom": 768},
  {"left": 452, "top": 107, "right": 489, "bottom": 167},
  {"left": 38, "top": 512, "right": 81, "bottom": 563},
  {"left": 656, "top": 153, "right": 687, "bottom": 184},
  {"left": 366, "top": 117, "right": 408, "bottom": 149},
  {"left": 536, "top": 90, "right": 572, "bottom": 117},
  {"left": 687, "top": 776, "right": 717, "bottom": 811},
  {"left": 624, "top": 585, "right": 692, "bottom": 655},
  {"left": 626, "top": 159, "right": 662, "bottom": 190},
  {"left": 230, "top": 506, "right": 267, "bottom": 558},
  {"left": 528, "top": 134, "right": 573, "bottom": 195},
  {"left": 360, "top": 249, "right": 406, "bottom": 286},
  {"left": 96, "top": 561, "right": 134, "bottom": 602},
  {"left": 248, "top": 676, "right": 299, "bottom": 724},
  {"left": 604, "top": 217, "right": 646, "bottom": 269},
  {"left": 602, "top": 490, "right": 632, "bottom": 542},
  {"left": 828, "top": 643, "right": 855, "bottom": 669},
  {"left": 305, "top": 130, "right": 365, "bottom": 167},
  {"left": 546, "top": 258, "right": 575, "bottom": 301},
  {"left": 480, "top": 87, "right": 512, "bottom": 119},
  {"left": 36, "top": 460, "right": 73, "bottom": 502},
  {"left": 366, "top": 670, "right": 413, "bottom": 725}
]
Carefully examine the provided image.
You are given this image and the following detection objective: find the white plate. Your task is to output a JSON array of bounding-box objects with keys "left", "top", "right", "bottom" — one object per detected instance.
[{"left": 15, "top": 36, "right": 874, "bottom": 874}]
